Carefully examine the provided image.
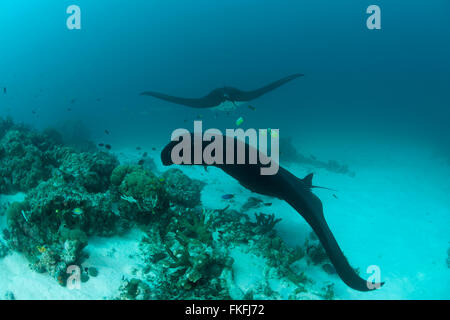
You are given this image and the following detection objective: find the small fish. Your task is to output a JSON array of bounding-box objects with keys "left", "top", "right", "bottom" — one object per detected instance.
[
  {"left": 104, "top": 130, "right": 110, "bottom": 135},
  {"left": 152, "top": 147, "right": 156, "bottom": 151},
  {"left": 247, "top": 105, "right": 256, "bottom": 111},
  {"left": 136, "top": 147, "right": 142, "bottom": 150},
  {"left": 236, "top": 117, "right": 244, "bottom": 126},
  {"left": 105, "top": 144, "right": 112, "bottom": 150},
  {"left": 72, "top": 208, "right": 84, "bottom": 216},
  {"left": 159, "top": 178, "right": 165, "bottom": 182},
  {"left": 3, "top": 87, "right": 6, "bottom": 94},
  {"left": 142, "top": 152, "right": 148, "bottom": 157},
  {"left": 98, "top": 143, "right": 104, "bottom": 147},
  {"left": 263, "top": 202, "right": 272, "bottom": 207},
  {"left": 221, "top": 194, "right": 234, "bottom": 200},
  {"left": 37, "top": 246, "right": 47, "bottom": 253},
  {"left": 267, "top": 128, "right": 278, "bottom": 138},
  {"left": 196, "top": 114, "right": 203, "bottom": 119},
  {"left": 70, "top": 98, "right": 76, "bottom": 104},
  {"left": 67, "top": 107, "right": 72, "bottom": 112},
  {"left": 96, "top": 98, "right": 101, "bottom": 102},
  {"left": 332, "top": 194, "right": 338, "bottom": 199},
  {"left": 138, "top": 159, "right": 145, "bottom": 165}
]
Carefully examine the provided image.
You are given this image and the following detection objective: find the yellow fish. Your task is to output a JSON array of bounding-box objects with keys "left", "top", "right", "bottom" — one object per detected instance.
[
  {"left": 37, "top": 246, "right": 46, "bottom": 253},
  {"left": 72, "top": 208, "right": 84, "bottom": 216}
]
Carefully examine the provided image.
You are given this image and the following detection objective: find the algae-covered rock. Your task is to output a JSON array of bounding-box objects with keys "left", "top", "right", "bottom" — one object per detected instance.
[
  {"left": 0, "top": 240, "right": 9, "bottom": 258},
  {"left": 6, "top": 177, "right": 120, "bottom": 282},
  {"left": 0, "top": 130, "right": 53, "bottom": 193},
  {"left": 21, "top": 177, "right": 120, "bottom": 237},
  {"left": 58, "top": 151, "right": 118, "bottom": 193},
  {"left": 6, "top": 201, "right": 29, "bottom": 230},
  {"left": 111, "top": 165, "right": 169, "bottom": 222},
  {"left": 112, "top": 165, "right": 164, "bottom": 200},
  {"left": 117, "top": 278, "right": 152, "bottom": 300},
  {"left": 88, "top": 266, "right": 99, "bottom": 277},
  {"left": 162, "top": 168, "right": 205, "bottom": 208}
]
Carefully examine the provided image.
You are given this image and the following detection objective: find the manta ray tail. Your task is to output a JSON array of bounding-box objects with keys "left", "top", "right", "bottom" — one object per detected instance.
[
  {"left": 286, "top": 174, "right": 384, "bottom": 291},
  {"left": 308, "top": 212, "right": 384, "bottom": 291}
]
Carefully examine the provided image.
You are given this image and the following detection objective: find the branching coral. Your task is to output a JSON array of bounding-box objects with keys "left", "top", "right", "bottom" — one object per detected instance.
[
  {"left": 176, "top": 209, "right": 213, "bottom": 245},
  {"left": 253, "top": 212, "right": 282, "bottom": 235}
]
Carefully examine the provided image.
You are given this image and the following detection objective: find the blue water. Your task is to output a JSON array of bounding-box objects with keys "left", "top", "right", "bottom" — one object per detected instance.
[{"left": 0, "top": 0, "right": 449, "bottom": 299}]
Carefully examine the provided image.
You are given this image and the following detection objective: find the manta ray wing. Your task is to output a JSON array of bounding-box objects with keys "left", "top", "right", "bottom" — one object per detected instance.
[
  {"left": 141, "top": 73, "right": 303, "bottom": 108},
  {"left": 234, "top": 73, "right": 304, "bottom": 101},
  {"left": 140, "top": 91, "right": 220, "bottom": 109}
]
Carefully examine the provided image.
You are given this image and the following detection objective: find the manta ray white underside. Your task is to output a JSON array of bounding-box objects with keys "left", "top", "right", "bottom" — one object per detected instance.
[{"left": 210, "top": 100, "right": 244, "bottom": 112}]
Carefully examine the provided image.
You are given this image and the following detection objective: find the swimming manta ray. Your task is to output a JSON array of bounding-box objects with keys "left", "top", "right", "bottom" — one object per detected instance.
[
  {"left": 161, "top": 133, "right": 384, "bottom": 292},
  {"left": 141, "top": 73, "right": 303, "bottom": 111}
]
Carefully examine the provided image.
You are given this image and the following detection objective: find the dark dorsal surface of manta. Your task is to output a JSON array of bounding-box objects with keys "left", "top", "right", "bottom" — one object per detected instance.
[
  {"left": 161, "top": 133, "right": 384, "bottom": 292},
  {"left": 141, "top": 73, "right": 303, "bottom": 109}
]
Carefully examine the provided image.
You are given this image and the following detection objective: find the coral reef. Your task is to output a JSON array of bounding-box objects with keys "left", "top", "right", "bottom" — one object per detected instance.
[
  {"left": 133, "top": 206, "right": 328, "bottom": 299},
  {"left": 0, "top": 129, "right": 58, "bottom": 193},
  {"left": 0, "top": 240, "right": 9, "bottom": 258},
  {"left": 253, "top": 212, "right": 282, "bottom": 235},
  {"left": 4, "top": 174, "right": 123, "bottom": 282},
  {"left": 1, "top": 117, "right": 338, "bottom": 299},
  {"left": 57, "top": 150, "right": 118, "bottom": 193},
  {"left": 117, "top": 278, "right": 153, "bottom": 300},
  {"left": 0, "top": 117, "right": 122, "bottom": 283},
  {"left": 111, "top": 165, "right": 169, "bottom": 223},
  {"left": 162, "top": 168, "right": 205, "bottom": 208},
  {"left": 1, "top": 117, "right": 208, "bottom": 286}
]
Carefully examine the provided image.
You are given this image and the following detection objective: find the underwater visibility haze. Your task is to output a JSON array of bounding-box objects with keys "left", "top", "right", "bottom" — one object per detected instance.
[{"left": 0, "top": 0, "right": 449, "bottom": 300}]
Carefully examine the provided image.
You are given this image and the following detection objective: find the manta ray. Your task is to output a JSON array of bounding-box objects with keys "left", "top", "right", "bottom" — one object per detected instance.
[
  {"left": 161, "top": 133, "right": 384, "bottom": 292},
  {"left": 141, "top": 73, "right": 303, "bottom": 111}
]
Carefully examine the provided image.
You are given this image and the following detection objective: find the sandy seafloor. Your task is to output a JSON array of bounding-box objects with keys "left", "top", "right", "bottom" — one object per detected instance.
[{"left": 0, "top": 134, "right": 449, "bottom": 300}]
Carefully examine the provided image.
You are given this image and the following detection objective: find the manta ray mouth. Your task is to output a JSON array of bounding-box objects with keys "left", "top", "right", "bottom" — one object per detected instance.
[{"left": 211, "top": 100, "right": 243, "bottom": 112}]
